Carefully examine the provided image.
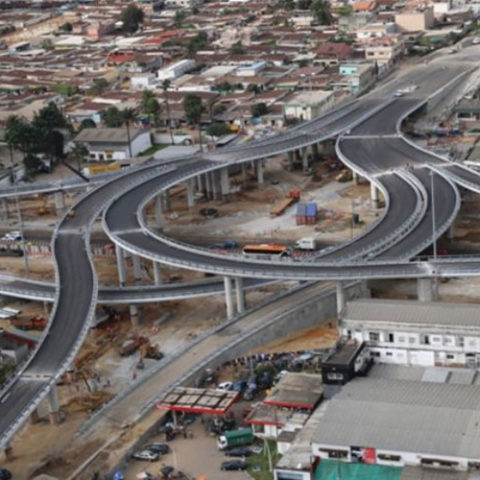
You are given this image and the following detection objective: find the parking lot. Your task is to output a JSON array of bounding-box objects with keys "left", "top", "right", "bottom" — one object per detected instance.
[{"left": 122, "top": 419, "right": 252, "bottom": 480}]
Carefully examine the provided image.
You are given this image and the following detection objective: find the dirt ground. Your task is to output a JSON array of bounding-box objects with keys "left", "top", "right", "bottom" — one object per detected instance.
[{"left": 150, "top": 156, "right": 381, "bottom": 249}]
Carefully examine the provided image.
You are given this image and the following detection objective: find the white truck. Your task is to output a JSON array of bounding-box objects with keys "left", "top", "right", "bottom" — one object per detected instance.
[{"left": 295, "top": 237, "right": 317, "bottom": 250}]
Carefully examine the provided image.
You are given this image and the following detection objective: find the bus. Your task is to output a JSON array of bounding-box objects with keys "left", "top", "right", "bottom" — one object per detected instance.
[{"left": 242, "top": 244, "right": 289, "bottom": 260}]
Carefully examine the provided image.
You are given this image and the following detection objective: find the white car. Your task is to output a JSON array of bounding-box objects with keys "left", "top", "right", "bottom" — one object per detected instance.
[
  {"left": 132, "top": 450, "right": 160, "bottom": 462},
  {"left": 2, "top": 231, "right": 22, "bottom": 241},
  {"left": 217, "top": 381, "right": 234, "bottom": 391},
  {"left": 473, "top": 37, "right": 480, "bottom": 45}
]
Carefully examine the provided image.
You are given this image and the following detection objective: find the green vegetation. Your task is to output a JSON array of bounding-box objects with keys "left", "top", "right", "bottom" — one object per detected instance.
[
  {"left": 89, "top": 78, "right": 109, "bottom": 95},
  {"left": 186, "top": 31, "right": 208, "bottom": 57},
  {"left": 174, "top": 10, "right": 187, "bottom": 28},
  {"left": 251, "top": 102, "right": 269, "bottom": 117},
  {"left": 140, "top": 144, "right": 168, "bottom": 156},
  {"left": 206, "top": 123, "right": 232, "bottom": 137},
  {"left": 337, "top": 5, "right": 353, "bottom": 15},
  {"left": 0, "top": 361, "right": 15, "bottom": 389},
  {"left": 183, "top": 93, "right": 204, "bottom": 150},
  {"left": 247, "top": 440, "right": 280, "bottom": 480},
  {"left": 120, "top": 4, "right": 145, "bottom": 33},
  {"left": 52, "top": 83, "right": 78, "bottom": 97},
  {"left": 59, "top": 22, "right": 73, "bottom": 32},
  {"left": 312, "top": 0, "right": 333, "bottom": 24}
]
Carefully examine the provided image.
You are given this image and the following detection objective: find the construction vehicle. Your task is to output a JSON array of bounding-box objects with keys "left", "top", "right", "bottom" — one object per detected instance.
[
  {"left": 11, "top": 316, "right": 47, "bottom": 331},
  {"left": 335, "top": 170, "right": 353, "bottom": 183},
  {"left": 37, "top": 195, "right": 51, "bottom": 215},
  {"left": 270, "top": 189, "right": 301, "bottom": 217},
  {"left": 117, "top": 335, "right": 148, "bottom": 356}
]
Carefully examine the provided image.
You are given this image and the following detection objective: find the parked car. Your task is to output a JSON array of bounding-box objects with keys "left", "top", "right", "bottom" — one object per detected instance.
[
  {"left": 132, "top": 450, "right": 160, "bottom": 462},
  {"left": 146, "top": 443, "right": 170, "bottom": 454},
  {"left": 225, "top": 446, "right": 253, "bottom": 457},
  {"left": 233, "top": 380, "right": 247, "bottom": 391},
  {"left": 217, "top": 381, "right": 233, "bottom": 390},
  {"left": 136, "top": 473, "right": 155, "bottom": 480},
  {"left": 2, "top": 231, "right": 22, "bottom": 241},
  {"left": 221, "top": 460, "right": 248, "bottom": 471},
  {"left": 0, "top": 469, "right": 11, "bottom": 480}
]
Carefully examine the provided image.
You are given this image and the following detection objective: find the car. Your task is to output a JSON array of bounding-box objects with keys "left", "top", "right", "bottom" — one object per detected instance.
[
  {"left": 393, "top": 91, "right": 404, "bottom": 97},
  {"left": 217, "top": 381, "right": 233, "bottom": 390},
  {"left": 233, "top": 379, "right": 247, "bottom": 391},
  {"left": 225, "top": 447, "right": 253, "bottom": 457},
  {"left": 2, "top": 231, "right": 22, "bottom": 241},
  {"left": 145, "top": 442, "right": 170, "bottom": 454},
  {"left": 132, "top": 450, "right": 160, "bottom": 462},
  {"left": 221, "top": 460, "right": 248, "bottom": 471},
  {"left": 447, "top": 48, "right": 458, "bottom": 54},
  {"left": 473, "top": 37, "right": 480, "bottom": 44},
  {"left": 0, "top": 469, "right": 11, "bottom": 480},
  {"left": 136, "top": 473, "right": 155, "bottom": 480}
]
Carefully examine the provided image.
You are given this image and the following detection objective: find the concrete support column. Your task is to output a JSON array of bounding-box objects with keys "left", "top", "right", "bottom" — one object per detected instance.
[
  {"left": 336, "top": 281, "right": 346, "bottom": 316},
  {"left": 257, "top": 161, "right": 264, "bottom": 185},
  {"left": 241, "top": 163, "right": 248, "bottom": 184},
  {"left": 162, "top": 191, "right": 171, "bottom": 212},
  {"left": 129, "top": 304, "right": 139, "bottom": 327},
  {"left": 224, "top": 276, "right": 234, "bottom": 320},
  {"left": 352, "top": 171, "right": 360, "bottom": 185},
  {"left": 47, "top": 385, "right": 60, "bottom": 424},
  {"left": 132, "top": 254, "right": 142, "bottom": 282},
  {"left": 312, "top": 143, "right": 319, "bottom": 160},
  {"left": 212, "top": 171, "right": 222, "bottom": 201},
  {"left": 155, "top": 196, "right": 164, "bottom": 228},
  {"left": 54, "top": 191, "right": 65, "bottom": 215},
  {"left": 447, "top": 222, "right": 454, "bottom": 241},
  {"left": 235, "top": 277, "right": 245, "bottom": 314},
  {"left": 187, "top": 178, "right": 195, "bottom": 210},
  {"left": 370, "top": 182, "right": 379, "bottom": 208},
  {"left": 205, "top": 172, "right": 212, "bottom": 199},
  {"left": 196, "top": 174, "right": 203, "bottom": 194},
  {"left": 287, "top": 151, "right": 294, "bottom": 170},
  {"left": 302, "top": 147, "right": 309, "bottom": 172},
  {"left": 220, "top": 167, "right": 230, "bottom": 199},
  {"left": 153, "top": 261, "right": 162, "bottom": 285},
  {"left": 417, "top": 278, "right": 438, "bottom": 302},
  {"left": 30, "top": 408, "right": 41, "bottom": 425},
  {"left": 115, "top": 244, "right": 127, "bottom": 287},
  {"left": 1, "top": 198, "right": 9, "bottom": 220}
]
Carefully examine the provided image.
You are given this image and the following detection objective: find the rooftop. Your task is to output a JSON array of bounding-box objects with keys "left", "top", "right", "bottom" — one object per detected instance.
[
  {"left": 75, "top": 128, "right": 146, "bottom": 144},
  {"left": 312, "top": 377, "right": 480, "bottom": 459}
]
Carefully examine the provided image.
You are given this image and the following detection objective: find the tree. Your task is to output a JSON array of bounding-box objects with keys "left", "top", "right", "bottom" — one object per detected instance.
[
  {"left": 246, "top": 83, "right": 261, "bottom": 94},
  {"left": 183, "top": 93, "right": 204, "bottom": 151},
  {"left": 71, "top": 143, "right": 89, "bottom": 170},
  {"left": 41, "top": 38, "right": 53, "bottom": 50},
  {"left": 141, "top": 90, "right": 156, "bottom": 112},
  {"left": 297, "top": 0, "right": 312, "bottom": 9},
  {"left": 120, "top": 4, "right": 144, "bottom": 34},
  {"left": 89, "top": 78, "right": 109, "bottom": 95},
  {"left": 32, "top": 102, "right": 69, "bottom": 133},
  {"left": 80, "top": 118, "right": 97, "bottom": 131},
  {"left": 102, "top": 106, "right": 124, "bottom": 128},
  {"left": 59, "top": 22, "right": 73, "bottom": 32},
  {"left": 311, "top": 0, "right": 332, "bottom": 24},
  {"left": 162, "top": 79, "right": 174, "bottom": 145},
  {"left": 230, "top": 40, "right": 245, "bottom": 55},
  {"left": 145, "top": 97, "right": 160, "bottom": 125},
  {"left": 251, "top": 102, "right": 268, "bottom": 117},
  {"left": 122, "top": 108, "right": 136, "bottom": 158},
  {"left": 206, "top": 123, "right": 231, "bottom": 137},
  {"left": 5, "top": 116, "right": 36, "bottom": 163},
  {"left": 173, "top": 10, "right": 186, "bottom": 28},
  {"left": 185, "top": 31, "right": 208, "bottom": 58}
]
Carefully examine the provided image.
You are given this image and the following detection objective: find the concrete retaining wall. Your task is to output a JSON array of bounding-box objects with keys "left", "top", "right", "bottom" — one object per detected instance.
[{"left": 106, "top": 281, "right": 368, "bottom": 477}]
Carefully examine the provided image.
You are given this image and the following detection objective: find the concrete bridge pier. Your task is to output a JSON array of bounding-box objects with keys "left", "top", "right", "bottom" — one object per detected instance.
[
  {"left": 205, "top": 172, "right": 212, "bottom": 199},
  {"left": 115, "top": 244, "right": 127, "bottom": 287},
  {"left": 235, "top": 277, "right": 245, "bottom": 314},
  {"left": 196, "top": 174, "right": 203, "bottom": 195},
  {"left": 47, "top": 385, "right": 60, "bottom": 424},
  {"left": 302, "top": 147, "right": 309, "bottom": 173},
  {"left": 162, "top": 191, "right": 171, "bottom": 212},
  {"left": 129, "top": 304, "right": 140, "bottom": 328},
  {"left": 224, "top": 276, "right": 235, "bottom": 320},
  {"left": 287, "top": 151, "right": 294, "bottom": 170},
  {"left": 213, "top": 171, "right": 222, "bottom": 201},
  {"left": 54, "top": 191, "right": 65, "bottom": 215},
  {"left": 29, "top": 408, "right": 40, "bottom": 425},
  {"left": 370, "top": 182, "right": 379, "bottom": 208},
  {"left": 311, "top": 143, "right": 319, "bottom": 160},
  {"left": 257, "top": 161, "right": 264, "bottom": 185},
  {"left": 132, "top": 254, "right": 142, "bottom": 282},
  {"left": 155, "top": 196, "right": 164, "bottom": 228},
  {"left": 241, "top": 163, "right": 248, "bottom": 184},
  {"left": 153, "top": 261, "right": 162, "bottom": 285},
  {"left": 417, "top": 278, "right": 438, "bottom": 302},
  {"left": 220, "top": 167, "right": 230, "bottom": 199},
  {"left": 336, "top": 281, "right": 346, "bottom": 316},
  {"left": 1, "top": 198, "right": 9, "bottom": 220},
  {"left": 352, "top": 171, "right": 359, "bottom": 184},
  {"left": 187, "top": 178, "right": 195, "bottom": 210}
]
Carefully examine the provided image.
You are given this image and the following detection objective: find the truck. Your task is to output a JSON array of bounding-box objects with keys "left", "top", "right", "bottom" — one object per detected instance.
[
  {"left": 217, "top": 428, "right": 254, "bottom": 450},
  {"left": 270, "top": 189, "right": 301, "bottom": 217},
  {"left": 295, "top": 237, "right": 317, "bottom": 251}
]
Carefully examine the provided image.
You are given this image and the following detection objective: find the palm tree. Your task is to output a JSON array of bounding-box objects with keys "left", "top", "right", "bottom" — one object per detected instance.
[
  {"left": 71, "top": 143, "right": 89, "bottom": 171},
  {"left": 122, "top": 108, "right": 136, "bottom": 158},
  {"left": 162, "top": 79, "right": 174, "bottom": 145}
]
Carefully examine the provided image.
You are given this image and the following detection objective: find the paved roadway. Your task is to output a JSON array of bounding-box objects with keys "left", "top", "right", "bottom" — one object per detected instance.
[{"left": 0, "top": 51, "right": 479, "bottom": 449}]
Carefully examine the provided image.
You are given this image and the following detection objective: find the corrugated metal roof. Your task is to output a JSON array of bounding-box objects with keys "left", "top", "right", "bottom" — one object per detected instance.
[
  {"left": 313, "top": 377, "right": 480, "bottom": 459},
  {"left": 342, "top": 299, "right": 480, "bottom": 329},
  {"left": 75, "top": 128, "right": 145, "bottom": 144}
]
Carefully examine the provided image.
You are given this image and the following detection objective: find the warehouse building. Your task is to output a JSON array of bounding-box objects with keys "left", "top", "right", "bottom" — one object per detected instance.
[
  {"left": 312, "top": 376, "right": 480, "bottom": 470},
  {"left": 341, "top": 299, "right": 480, "bottom": 368}
]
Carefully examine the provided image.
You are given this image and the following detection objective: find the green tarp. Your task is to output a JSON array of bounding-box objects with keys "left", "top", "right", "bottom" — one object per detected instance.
[{"left": 314, "top": 459, "right": 402, "bottom": 480}]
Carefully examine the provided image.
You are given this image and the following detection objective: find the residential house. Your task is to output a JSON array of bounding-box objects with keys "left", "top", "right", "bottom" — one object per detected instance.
[
  {"left": 395, "top": 7, "right": 434, "bottom": 32},
  {"left": 316, "top": 43, "right": 354, "bottom": 67},
  {"left": 283, "top": 90, "right": 334, "bottom": 121}
]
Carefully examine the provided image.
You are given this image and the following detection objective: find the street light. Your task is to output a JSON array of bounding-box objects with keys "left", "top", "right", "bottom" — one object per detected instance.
[
  {"left": 9, "top": 145, "right": 29, "bottom": 275},
  {"left": 430, "top": 170, "right": 437, "bottom": 261}
]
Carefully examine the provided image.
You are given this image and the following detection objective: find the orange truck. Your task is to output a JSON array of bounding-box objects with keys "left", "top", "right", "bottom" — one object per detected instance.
[{"left": 270, "top": 189, "right": 301, "bottom": 217}]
